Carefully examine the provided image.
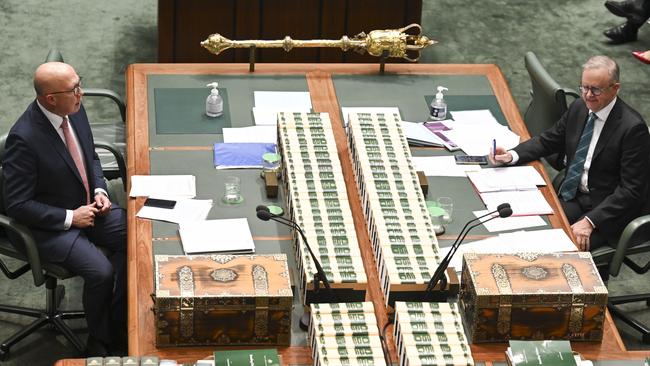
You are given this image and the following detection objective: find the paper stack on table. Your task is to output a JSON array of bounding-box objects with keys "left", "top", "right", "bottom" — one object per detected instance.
[
  {"left": 412, "top": 156, "right": 482, "bottom": 177},
  {"left": 252, "top": 91, "right": 312, "bottom": 125},
  {"left": 179, "top": 218, "right": 256, "bottom": 254},
  {"left": 136, "top": 199, "right": 213, "bottom": 224},
  {"left": 439, "top": 109, "right": 520, "bottom": 155},
  {"left": 129, "top": 175, "right": 196, "bottom": 199},
  {"left": 440, "top": 228, "right": 576, "bottom": 271}
]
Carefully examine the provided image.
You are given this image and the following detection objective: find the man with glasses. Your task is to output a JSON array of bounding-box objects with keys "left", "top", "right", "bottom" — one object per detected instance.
[
  {"left": 491, "top": 55, "right": 650, "bottom": 252},
  {"left": 3, "top": 62, "right": 126, "bottom": 356}
]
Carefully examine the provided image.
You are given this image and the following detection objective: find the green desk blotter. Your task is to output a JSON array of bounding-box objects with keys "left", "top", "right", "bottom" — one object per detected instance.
[
  {"left": 154, "top": 88, "right": 231, "bottom": 134},
  {"left": 424, "top": 95, "right": 507, "bottom": 126}
]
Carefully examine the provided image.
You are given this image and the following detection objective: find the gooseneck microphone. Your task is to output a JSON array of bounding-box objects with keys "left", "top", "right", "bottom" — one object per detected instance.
[
  {"left": 256, "top": 206, "right": 332, "bottom": 292},
  {"left": 426, "top": 203, "right": 513, "bottom": 292}
]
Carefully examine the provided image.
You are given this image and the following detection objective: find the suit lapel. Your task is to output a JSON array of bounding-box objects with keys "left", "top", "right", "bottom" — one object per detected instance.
[
  {"left": 32, "top": 103, "right": 86, "bottom": 187},
  {"left": 591, "top": 100, "right": 623, "bottom": 161}
]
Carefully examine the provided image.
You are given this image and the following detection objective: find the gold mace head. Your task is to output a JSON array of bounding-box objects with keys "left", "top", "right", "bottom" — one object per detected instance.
[{"left": 201, "top": 33, "right": 233, "bottom": 56}]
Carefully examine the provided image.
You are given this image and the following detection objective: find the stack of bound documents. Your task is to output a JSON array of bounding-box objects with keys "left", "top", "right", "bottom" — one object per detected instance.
[
  {"left": 309, "top": 302, "right": 386, "bottom": 366},
  {"left": 394, "top": 302, "right": 474, "bottom": 366}
]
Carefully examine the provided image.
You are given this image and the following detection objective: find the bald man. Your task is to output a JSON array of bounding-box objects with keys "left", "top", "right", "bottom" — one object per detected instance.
[{"left": 3, "top": 62, "right": 126, "bottom": 356}]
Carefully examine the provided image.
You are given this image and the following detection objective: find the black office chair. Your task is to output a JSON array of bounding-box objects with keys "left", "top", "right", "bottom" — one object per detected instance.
[
  {"left": 524, "top": 51, "right": 580, "bottom": 137},
  {"left": 44, "top": 49, "right": 127, "bottom": 182},
  {"left": 552, "top": 173, "right": 650, "bottom": 343},
  {"left": 0, "top": 134, "right": 126, "bottom": 360},
  {"left": 524, "top": 51, "right": 580, "bottom": 176}
]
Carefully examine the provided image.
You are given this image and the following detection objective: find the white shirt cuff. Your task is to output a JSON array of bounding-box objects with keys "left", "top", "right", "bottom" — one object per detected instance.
[
  {"left": 509, "top": 150, "right": 519, "bottom": 165},
  {"left": 95, "top": 188, "right": 108, "bottom": 198},
  {"left": 584, "top": 216, "right": 596, "bottom": 229},
  {"left": 64, "top": 209, "right": 73, "bottom": 230}
]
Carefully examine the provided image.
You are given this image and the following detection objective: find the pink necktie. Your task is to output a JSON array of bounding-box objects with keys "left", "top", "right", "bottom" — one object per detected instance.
[{"left": 61, "top": 117, "right": 90, "bottom": 204}]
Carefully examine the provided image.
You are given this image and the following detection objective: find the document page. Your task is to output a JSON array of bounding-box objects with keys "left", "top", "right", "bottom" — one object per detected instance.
[
  {"left": 129, "top": 175, "right": 196, "bottom": 199},
  {"left": 467, "top": 166, "right": 545, "bottom": 193},
  {"left": 253, "top": 91, "right": 312, "bottom": 125},
  {"left": 412, "top": 156, "right": 482, "bottom": 177},
  {"left": 480, "top": 189, "right": 554, "bottom": 216},
  {"left": 223, "top": 125, "right": 277, "bottom": 144},
  {"left": 441, "top": 228, "right": 576, "bottom": 271},
  {"left": 136, "top": 199, "right": 213, "bottom": 224},
  {"left": 473, "top": 209, "right": 547, "bottom": 232},
  {"left": 179, "top": 218, "right": 256, "bottom": 254}
]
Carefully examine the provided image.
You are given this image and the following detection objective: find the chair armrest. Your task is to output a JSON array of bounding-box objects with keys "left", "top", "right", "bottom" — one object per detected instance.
[
  {"left": 564, "top": 88, "right": 580, "bottom": 99},
  {"left": 94, "top": 141, "right": 127, "bottom": 189},
  {"left": 83, "top": 88, "right": 126, "bottom": 122},
  {"left": 610, "top": 214, "right": 650, "bottom": 276},
  {"left": 0, "top": 214, "right": 46, "bottom": 286}
]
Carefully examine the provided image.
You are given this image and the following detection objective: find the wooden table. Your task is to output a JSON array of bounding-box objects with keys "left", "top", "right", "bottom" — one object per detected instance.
[{"left": 55, "top": 63, "right": 648, "bottom": 365}]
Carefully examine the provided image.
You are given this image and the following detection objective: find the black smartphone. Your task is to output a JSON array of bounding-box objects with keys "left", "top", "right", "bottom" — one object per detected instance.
[
  {"left": 454, "top": 155, "right": 488, "bottom": 165},
  {"left": 144, "top": 198, "right": 177, "bottom": 209}
]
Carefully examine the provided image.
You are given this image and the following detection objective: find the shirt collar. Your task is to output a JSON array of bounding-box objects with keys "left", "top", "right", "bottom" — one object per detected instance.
[
  {"left": 36, "top": 100, "right": 68, "bottom": 130},
  {"left": 590, "top": 96, "right": 617, "bottom": 123}
]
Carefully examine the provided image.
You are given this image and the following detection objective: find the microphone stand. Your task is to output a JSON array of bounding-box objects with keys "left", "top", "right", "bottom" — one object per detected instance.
[
  {"left": 257, "top": 209, "right": 335, "bottom": 331},
  {"left": 426, "top": 204, "right": 512, "bottom": 292}
]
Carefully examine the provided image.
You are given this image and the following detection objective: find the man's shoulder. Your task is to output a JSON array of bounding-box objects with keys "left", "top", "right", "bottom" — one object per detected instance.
[{"left": 614, "top": 98, "right": 646, "bottom": 126}]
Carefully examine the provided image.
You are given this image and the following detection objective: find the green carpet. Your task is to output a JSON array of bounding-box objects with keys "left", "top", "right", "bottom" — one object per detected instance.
[{"left": 0, "top": 0, "right": 649, "bottom": 365}]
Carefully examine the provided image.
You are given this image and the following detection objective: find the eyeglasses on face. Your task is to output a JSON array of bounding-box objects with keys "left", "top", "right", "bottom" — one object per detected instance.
[
  {"left": 578, "top": 83, "right": 615, "bottom": 96},
  {"left": 48, "top": 77, "right": 83, "bottom": 96}
]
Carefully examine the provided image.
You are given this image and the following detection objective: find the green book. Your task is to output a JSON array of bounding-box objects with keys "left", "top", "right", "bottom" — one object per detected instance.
[
  {"left": 507, "top": 340, "right": 577, "bottom": 366},
  {"left": 214, "top": 348, "right": 281, "bottom": 366}
]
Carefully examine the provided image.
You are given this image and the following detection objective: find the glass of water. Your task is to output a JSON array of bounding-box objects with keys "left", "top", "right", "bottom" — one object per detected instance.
[{"left": 222, "top": 176, "right": 244, "bottom": 204}]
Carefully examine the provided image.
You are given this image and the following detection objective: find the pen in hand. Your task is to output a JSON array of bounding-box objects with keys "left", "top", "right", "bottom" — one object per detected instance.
[{"left": 492, "top": 139, "right": 496, "bottom": 159}]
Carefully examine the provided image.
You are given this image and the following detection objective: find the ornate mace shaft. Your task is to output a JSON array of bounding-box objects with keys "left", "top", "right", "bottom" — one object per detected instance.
[{"left": 201, "top": 24, "right": 436, "bottom": 62}]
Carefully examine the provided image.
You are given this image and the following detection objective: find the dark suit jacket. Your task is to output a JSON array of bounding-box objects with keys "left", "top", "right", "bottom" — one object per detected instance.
[
  {"left": 514, "top": 97, "right": 650, "bottom": 238},
  {"left": 3, "top": 101, "right": 107, "bottom": 262}
]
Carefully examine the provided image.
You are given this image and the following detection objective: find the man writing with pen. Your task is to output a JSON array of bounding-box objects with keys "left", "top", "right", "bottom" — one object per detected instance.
[{"left": 490, "top": 55, "right": 650, "bottom": 252}]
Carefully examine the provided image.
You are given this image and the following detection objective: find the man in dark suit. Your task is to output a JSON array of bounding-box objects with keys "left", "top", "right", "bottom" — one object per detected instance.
[
  {"left": 492, "top": 56, "right": 650, "bottom": 252},
  {"left": 2, "top": 62, "right": 126, "bottom": 356}
]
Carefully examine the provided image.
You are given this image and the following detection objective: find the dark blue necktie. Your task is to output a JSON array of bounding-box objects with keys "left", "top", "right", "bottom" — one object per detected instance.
[{"left": 559, "top": 112, "right": 597, "bottom": 201}]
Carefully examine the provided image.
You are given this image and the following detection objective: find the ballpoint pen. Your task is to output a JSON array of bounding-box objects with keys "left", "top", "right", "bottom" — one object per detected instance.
[{"left": 492, "top": 139, "right": 496, "bottom": 159}]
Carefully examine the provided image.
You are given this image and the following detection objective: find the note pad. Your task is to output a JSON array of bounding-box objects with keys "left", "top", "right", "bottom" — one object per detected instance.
[{"left": 179, "top": 218, "right": 255, "bottom": 254}]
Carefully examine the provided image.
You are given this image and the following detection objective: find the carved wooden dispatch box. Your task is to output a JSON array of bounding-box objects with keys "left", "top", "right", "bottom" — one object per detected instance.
[
  {"left": 154, "top": 254, "right": 293, "bottom": 347},
  {"left": 459, "top": 252, "right": 607, "bottom": 343}
]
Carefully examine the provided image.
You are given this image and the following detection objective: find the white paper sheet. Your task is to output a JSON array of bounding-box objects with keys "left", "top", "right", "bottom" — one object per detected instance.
[
  {"left": 473, "top": 209, "right": 547, "bottom": 232},
  {"left": 136, "top": 199, "right": 213, "bottom": 223},
  {"left": 449, "top": 109, "right": 500, "bottom": 125},
  {"left": 179, "top": 218, "right": 255, "bottom": 254},
  {"left": 412, "top": 156, "right": 482, "bottom": 177},
  {"left": 223, "top": 125, "right": 277, "bottom": 143},
  {"left": 252, "top": 106, "right": 312, "bottom": 125},
  {"left": 440, "top": 124, "right": 520, "bottom": 156},
  {"left": 253, "top": 91, "right": 312, "bottom": 108},
  {"left": 480, "top": 189, "right": 554, "bottom": 216},
  {"left": 129, "top": 175, "right": 196, "bottom": 199},
  {"left": 440, "top": 228, "right": 576, "bottom": 271},
  {"left": 467, "top": 166, "right": 546, "bottom": 193}
]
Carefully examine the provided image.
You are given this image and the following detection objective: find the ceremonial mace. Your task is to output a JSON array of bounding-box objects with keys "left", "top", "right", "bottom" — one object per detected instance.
[{"left": 201, "top": 23, "right": 437, "bottom": 72}]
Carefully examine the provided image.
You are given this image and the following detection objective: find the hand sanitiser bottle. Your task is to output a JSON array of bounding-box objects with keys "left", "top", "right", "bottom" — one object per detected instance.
[
  {"left": 205, "top": 82, "right": 223, "bottom": 117},
  {"left": 429, "top": 86, "right": 448, "bottom": 120}
]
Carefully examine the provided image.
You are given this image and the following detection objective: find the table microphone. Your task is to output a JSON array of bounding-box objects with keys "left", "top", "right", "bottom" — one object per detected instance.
[
  {"left": 256, "top": 207, "right": 332, "bottom": 291},
  {"left": 426, "top": 203, "right": 513, "bottom": 292}
]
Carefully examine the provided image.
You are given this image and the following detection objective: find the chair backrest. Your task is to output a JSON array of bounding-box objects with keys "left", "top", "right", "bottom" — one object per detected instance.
[{"left": 524, "top": 52, "right": 577, "bottom": 137}]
